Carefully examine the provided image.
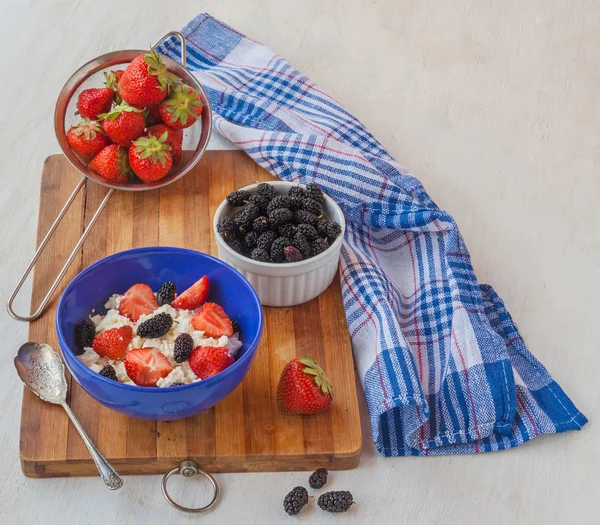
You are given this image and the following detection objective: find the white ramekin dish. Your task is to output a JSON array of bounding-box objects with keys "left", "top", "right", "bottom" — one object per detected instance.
[{"left": 213, "top": 181, "right": 346, "bottom": 307}]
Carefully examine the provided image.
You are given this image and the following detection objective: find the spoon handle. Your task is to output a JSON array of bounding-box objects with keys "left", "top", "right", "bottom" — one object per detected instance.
[{"left": 61, "top": 402, "right": 123, "bottom": 490}]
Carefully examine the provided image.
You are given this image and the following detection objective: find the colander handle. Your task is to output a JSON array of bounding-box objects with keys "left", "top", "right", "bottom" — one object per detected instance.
[
  {"left": 153, "top": 31, "right": 187, "bottom": 68},
  {"left": 7, "top": 179, "right": 114, "bottom": 322}
]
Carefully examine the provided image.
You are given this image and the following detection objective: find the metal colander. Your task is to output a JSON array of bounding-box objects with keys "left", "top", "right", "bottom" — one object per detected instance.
[{"left": 8, "top": 31, "right": 212, "bottom": 322}]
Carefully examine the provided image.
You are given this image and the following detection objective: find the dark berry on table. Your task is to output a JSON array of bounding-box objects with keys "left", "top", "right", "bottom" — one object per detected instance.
[
  {"left": 271, "top": 237, "right": 291, "bottom": 262},
  {"left": 173, "top": 333, "right": 194, "bottom": 363},
  {"left": 267, "top": 195, "right": 292, "bottom": 213},
  {"left": 157, "top": 281, "right": 176, "bottom": 306},
  {"left": 226, "top": 237, "right": 245, "bottom": 253},
  {"left": 136, "top": 312, "right": 173, "bottom": 338},
  {"left": 248, "top": 194, "right": 269, "bottom": 213},
  {"left": 253, "top": 216, "right": 271, "bottom": 233},
  {"left": 288, "top": 185, "right": 305, "bottom": 198},
  {"left": 244, "top": 230, "right": 259, "bottom": 249},
  {"left": 76, "top": 318, "right": 96, "bottom": 354},
  {"left": 294, "top": 209, "right": 319, "bottom": 226},
  {"left": 305, "top": 182, "right": 324, "bottom": 203},
  {"left": 308, "top": 468, "right": 328, "bottom": 489},
  {"left": 317, "top": 491, "right": 354, "bottom": 513},
  {"left": 256, "top": 230, "right": 278, "bottom": 251},
  {"left": 317, "top": 219, "right": 342, "bottom": 241},
  {"left": 283, "top": 486, "right": 310, "bottom": 516},
  {"left": 230, "top": 318, "right": 242, "bottom": 335},
  {"left": 284, "top": 245, "right": 303, "bottom": 262},
  {"left": 251, "top": 248, "right": 271, "bottom": 262},
  {"left": 217, "top": 217, "right": 237, "bottom": 237},
  {"left": 268, "top": 208, "right": 293, "bottom": 226},
  {"left": 226, "top": 189, "right": 251, "bottom": 206},
  {"left": 301, "top": 197, "right": 322, "bottom": 215},
  {"left": 278, "top": 223, "right": 296, "bottom": 238},
  {"left": 296, "top": 223, "right": 319, "bottom": 241},
  {"left": 256, "top": 182, "right": 280, "bottom": 199},
  {"left": 169, "top": 382, "right": 185, "bottom": 387},
  {"left": 99, "top": 364, "right": 118, "bottom": 381},
  {"left": 312, "top": 237, "right": 329, "bottom": 255},
  {"left": 292, "top": 233, "right": 312, "bottom": 258}
]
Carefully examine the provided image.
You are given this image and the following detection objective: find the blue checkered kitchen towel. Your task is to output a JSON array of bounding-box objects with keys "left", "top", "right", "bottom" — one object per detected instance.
[{"left": 158, "top": 14, "right": 587, "bottom": 455}]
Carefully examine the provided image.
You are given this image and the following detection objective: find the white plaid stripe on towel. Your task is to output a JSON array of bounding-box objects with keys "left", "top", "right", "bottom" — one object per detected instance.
[{"left": 158, "top": 14, "right": 587, "bottom": 455}]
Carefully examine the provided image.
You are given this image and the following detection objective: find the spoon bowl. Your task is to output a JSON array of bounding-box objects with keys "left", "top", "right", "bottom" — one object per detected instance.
[{"left": 14, "top": 342, "right": 123, "bottom": 490}]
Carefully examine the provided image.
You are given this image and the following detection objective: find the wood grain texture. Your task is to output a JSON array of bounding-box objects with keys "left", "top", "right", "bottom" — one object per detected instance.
[{"left": 20, "top": 152, "right": 362, "bottom": 478}]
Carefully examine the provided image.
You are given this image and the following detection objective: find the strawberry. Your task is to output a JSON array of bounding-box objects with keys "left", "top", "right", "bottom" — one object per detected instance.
[
  {"left": 119, "top": 283, "right": 159, "bottom": 322},
  {"left": 159, "top": 84, "right": 203, "bottom": 129},
  {"left": 118, "top": 49, "right": 181, "bottom": 107},
  {"left": 100, "top": 102, "right": 146, "bottom": 146},
  {"left": 129, "top": 132, "right": 172, "bottom": 182},
  {"left": 171, "top": 275, "right": 209, "bottom": 310},
  {"left": 276, "top": 357, "right": 333, "bottom": 415},
  {"left": 124, "top": 347, "right": 173, "bottom": 387},
  {"left": 92, "top": 326, "right": 133, "bottom": 360},
  {"left": 191, "top": 302, "right": 233, "bottom": 337},
  {"left": 144, "top": 104, "right": 163, "bottom": 126},
  {"left": 147, "top": 124, "right": 183, "bottom": 166},
  {"left": 189, "top": 345, "right": 234, "bottom": 380},
  {"left": 104, "top": 69, "right": 125, "bottom": 104},
  {"left": 88, "top": 144, "right": 130, "bottom": 184},
  {"left": 77, "top": 87, "right": 114, "bottom": 120},
  {"left": 66, "top": 118, "right": 110, "bottom": 162}
]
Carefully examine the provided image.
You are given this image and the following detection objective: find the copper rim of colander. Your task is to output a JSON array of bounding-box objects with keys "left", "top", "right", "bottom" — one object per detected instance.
[{"left": 55, "top": 49, "right": 212, "bottom": 191}]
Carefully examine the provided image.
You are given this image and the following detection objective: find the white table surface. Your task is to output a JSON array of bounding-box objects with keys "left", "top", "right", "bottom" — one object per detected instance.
[{"left": 1, "top": 1, "right": 598, "bottom": 523}]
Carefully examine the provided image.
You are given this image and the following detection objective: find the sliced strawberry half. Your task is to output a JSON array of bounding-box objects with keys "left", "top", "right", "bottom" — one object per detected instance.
[
  {"left": 92, "top": 326, "right": 133, "bottom": 360},
  {"left": 191, "top": 302, "right": 233, "bottom": 337},
  {"left": 189, "top": 345, "right": 234, "bottom": 380},
  {"left": 124, "top": 347, "right": 173, "bottom": 387},
  {"left": 119, "top": 284, "right": 159, "bottom": 322},
  {"left": 171, "top": 276, "right": 210, "bottom": 310}
]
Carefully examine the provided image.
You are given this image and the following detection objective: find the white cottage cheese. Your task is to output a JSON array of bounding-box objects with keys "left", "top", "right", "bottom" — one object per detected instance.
[{"left": 78, "top": 293, "right": 242, "bottom": 387}]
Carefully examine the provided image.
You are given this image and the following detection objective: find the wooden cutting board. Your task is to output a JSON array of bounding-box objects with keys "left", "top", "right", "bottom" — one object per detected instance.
[{"left": 20, "top": 151, "right": 362, "bottom": 478}]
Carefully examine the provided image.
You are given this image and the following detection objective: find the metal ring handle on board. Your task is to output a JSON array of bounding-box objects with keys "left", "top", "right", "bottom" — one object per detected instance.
[{"left": 161, "top": 460, "right": 220, "bottom": 513}]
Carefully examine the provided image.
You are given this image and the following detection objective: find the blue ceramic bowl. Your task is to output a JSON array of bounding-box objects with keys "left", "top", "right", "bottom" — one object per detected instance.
[{"left": 56, "top": 247, "right": 264, "bottom": 421}]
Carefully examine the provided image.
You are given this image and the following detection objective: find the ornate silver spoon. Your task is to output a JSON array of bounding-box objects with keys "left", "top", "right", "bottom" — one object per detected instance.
[{"left": 14, "top": 342, "right": 123, "bottom": 490}]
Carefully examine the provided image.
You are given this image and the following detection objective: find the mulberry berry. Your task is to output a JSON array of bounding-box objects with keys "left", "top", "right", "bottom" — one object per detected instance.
[
  {"left": 99, "top": 364, "right": 118, "bottom": 381},
  {"left": 296, "top": 223, "right": 319, "bottom": 241},
  {"left": 244, "top": 231, "right": 259, "bottom": 249},
  {"left": 251, "top": 248, "right": 271, "bottom": 262},
  {"left": 256, "top": 230, "right": 278, "bottom": 251},
  {"left": 76, "top": 318, "right": 96, "bottom": 354},
  {"left": 283, "top": 486, "right": 310, "bottom": 516},
  {"left": 300, "top": 197, "right": 322, "bottom": 215},
  {"left": 256, "top": 182, "right": 280, "bottom": 200},
  {"left": 268, "top": 208, "right": 293, "bottom": 226},
  {"left": 312, "top": 237, "right": 329, "bottom": 255},
  {"left": 305, "top": 182, "right": 324, "bottom": 203},
  {"left": 317, "top": 491, "right": 354, "bottom": 513},
  {"left": 270, "top": 237, "right": 291, "bottom": 262},
  {"left": 156, "top": 281, "right": 176, "bottom": 306},
  {"left": 308, "top": 468, "right": 328, "bottom": 489},
  {"left": 173, "top": 333, "right": 194, "bottom": 363},
  {"left": 226, "top": 189, "right": 251, "bottom": 206},
  {"left": 267, "top": 195, "right": 292, "bottom": 213},
  {"left": 284, "top": 246, "right": 303, "bottom": 262},
  {"left": 252, "top": 216, "right": 271, "bottom": 233},
  {"left": 316, "top": 220, "right": 342, "bottom": 241},
  {"left": 137, "top": 313, "right": 173, "bottom": 338}
]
